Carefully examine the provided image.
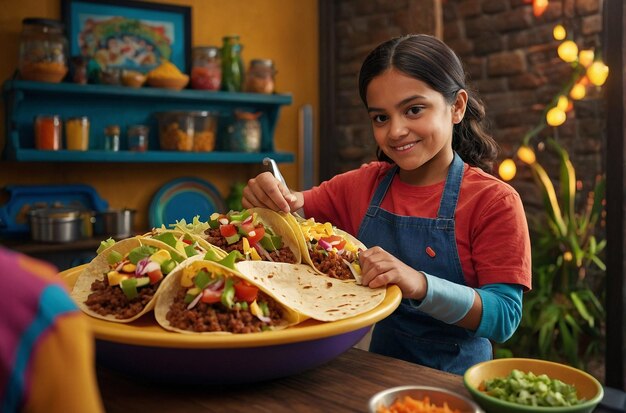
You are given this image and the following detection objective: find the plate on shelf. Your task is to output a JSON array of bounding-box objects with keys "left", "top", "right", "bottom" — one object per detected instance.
[{"left": 149, "top": 177, "right": 226, "bottom": 228}]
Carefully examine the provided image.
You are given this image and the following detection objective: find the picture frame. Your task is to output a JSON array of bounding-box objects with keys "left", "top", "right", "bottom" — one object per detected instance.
[{"left": 61, "top": 0, "right": 191, "bottom": 74}]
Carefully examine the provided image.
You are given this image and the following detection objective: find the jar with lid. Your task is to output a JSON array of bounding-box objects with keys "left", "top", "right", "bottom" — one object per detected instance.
[
  {"left": 244, "top": 59, "right": 276, "bottom": 94},
  {"left": 18, "top": 18, "right": 68, "bottom": 83},
  {"left": 104, "top": 125, "right": 120, "bottom": 151},
  {"left": 191, "top": 46, "right": 221, "bottom": 91},
  {"left": 226, "top": 111, "right": 262, "bottom": 152},
  {"left": 65, "top": 116, "right": 90, "bottom": 150},
  {"left": 34, "top": 115, "right": 61, "bottom": 150},
  {"left": 221, "top": 35, "right": 244, "bottom": 92},
  {"left": 127, "top": 125, "right": 149, "bottom": 152}
]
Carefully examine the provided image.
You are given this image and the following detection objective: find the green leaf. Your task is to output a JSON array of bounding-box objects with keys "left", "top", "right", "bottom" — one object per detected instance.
[
  {"left": 531, "top": 162, "right": 567, "bottom": 236},
  {"left": 570, "top": 291, "right": 594, "bottom": 327}
]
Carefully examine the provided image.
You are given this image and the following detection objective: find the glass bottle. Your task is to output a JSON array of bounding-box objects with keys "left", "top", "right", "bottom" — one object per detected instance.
[
  {"left": 227, "top": 111, "right": 262, "bottom": 152},
  {"left": 127, "top": 125, "right": 149, "bottom": 152},
  {"left": 34, "top": 115, "right": 61, "bottom": 150},
  {"left": 221, "top": 35, "right": 244, "bottom": 92},
  {"left": 244, "top": 59, "right": 276, "bottom": 94},
  {"left": 18, "top": 18, "right": 68, "bottom": 83},
  {"left": 191, "top": 46, "right": 221, "bottom": 91},
  {"left": 65, "top": 116, "right": 90, "bottom": 150},
  {"left": 104, "top": 125, "right": 120, "bottom": 151}
]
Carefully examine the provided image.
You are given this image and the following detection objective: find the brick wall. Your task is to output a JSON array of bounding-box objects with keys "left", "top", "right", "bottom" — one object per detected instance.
[{"left": 327, "top": 0, "right": 606, "bottom": 216}]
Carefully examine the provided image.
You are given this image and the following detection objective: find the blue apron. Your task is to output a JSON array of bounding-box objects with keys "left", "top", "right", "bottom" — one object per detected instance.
[{"left": 357, "top": 152, "right": 491, "bottom": 375}]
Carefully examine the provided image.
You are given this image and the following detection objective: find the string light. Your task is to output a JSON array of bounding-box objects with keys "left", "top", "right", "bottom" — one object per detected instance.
[
  {"left": 533, "top": 0, "right": 549, "bottom": 17},
  {"left": 569, "top": 82, "right": 586, "bottom": 100},
  {"left": 553, "top": 24, "right": 566, "bottom": 41},
  {"left": 578, "top": 49, "right": 594, "bottom": 67},
  {"left": 587, "top": 61, "right": 609, "bottom": 86},
  {"left": 556, "top": 95, "right": 569, "bottom": 111},
  {"left": 546, "top": 107, "right": 566, "bottom": 126},
  {"left": 557, "top": 40, "right": 578, "bottom": 63},
  {"left": 517, "top": 146, "right": 536, "bottom": 165},
  {"left": 499, "top": 159, "right": 517, "bottom": 181}
]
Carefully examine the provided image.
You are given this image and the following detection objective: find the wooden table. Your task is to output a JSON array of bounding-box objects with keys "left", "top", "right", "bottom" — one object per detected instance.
[{"left": 96, "top": 348, "right": 468, "bottom": 412}]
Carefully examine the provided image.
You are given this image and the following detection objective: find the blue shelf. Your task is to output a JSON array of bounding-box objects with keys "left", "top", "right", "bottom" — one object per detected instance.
[{"left": 2, "top": 80, "right": 294, "bottom": 163}]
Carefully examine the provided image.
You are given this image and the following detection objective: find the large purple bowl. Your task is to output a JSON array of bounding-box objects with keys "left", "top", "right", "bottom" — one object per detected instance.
[{"left": 62, "top": 265, "right": 401, "bottom": 384}]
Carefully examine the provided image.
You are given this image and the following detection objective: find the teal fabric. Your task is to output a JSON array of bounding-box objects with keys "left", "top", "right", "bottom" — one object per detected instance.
[
  {"left": 409, "top": 271, "right": 476, "bottom": 324},
  {"left": 473, "top": 283, "right": 523, "bottom": 343}
]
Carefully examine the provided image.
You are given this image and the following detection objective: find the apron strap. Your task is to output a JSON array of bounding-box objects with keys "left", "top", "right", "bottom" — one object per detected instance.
[
  {"left": 364, "top": 165, "right": 398, "bottom": 217},
  {"left": 436, "top": 152, "right": 464, "bottom": 220}
]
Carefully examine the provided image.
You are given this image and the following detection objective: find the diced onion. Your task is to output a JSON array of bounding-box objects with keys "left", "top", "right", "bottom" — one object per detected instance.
[
  {"left": 318, "top": 239, "right": 332, "bottom": 250},
  {"left": 187, "top": 292, "right": 202, "bottom": 310},
  {"left": 254, "top": 243, "right": 274, "bottom": 262}
]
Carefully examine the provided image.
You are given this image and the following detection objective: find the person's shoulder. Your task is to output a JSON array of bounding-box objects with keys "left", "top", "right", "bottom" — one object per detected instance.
[{"left": 463, "top": 164, "right": 521, "bottom": 198}]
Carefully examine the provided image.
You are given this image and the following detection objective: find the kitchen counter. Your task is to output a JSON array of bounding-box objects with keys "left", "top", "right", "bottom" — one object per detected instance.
[{"left": 96, "top": 347, "right": 615, "bottom": 412}]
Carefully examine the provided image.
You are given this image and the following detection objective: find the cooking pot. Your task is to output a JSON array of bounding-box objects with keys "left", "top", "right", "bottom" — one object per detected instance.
[
  {"left": 94, "top": 209, "right": 136, "bottom": 238},
  {"left": 29, "top": 207, "right": 83, "bottom": 243}
]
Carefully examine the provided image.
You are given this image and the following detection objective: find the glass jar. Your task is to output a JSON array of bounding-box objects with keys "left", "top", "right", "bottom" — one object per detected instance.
[
  {"left": 127, "top": 125, "right": 149, "bottom": 152},
  {"left": 244, "top": 59, "right": 276, "bottom": 94},
  {"left": 104, "top": 125, "right": 120, "bottom": 151},
  {"left": 227, "top": 111, "right": 262, "bottom": 152},
  {"left": 221, "top": 35, "right": 244, "bottom": 92},
  {"left": 34, "top": 115, "right": 61, "bottom": 150},
  {"left": 65, "top": 117, "right": 90, "bottom": 150},
  {"left": 18, "top": 18, "right": 68, "bottom": 83},
  {"left": 191, "top": 46, "right": 221, "bottom": 91}
]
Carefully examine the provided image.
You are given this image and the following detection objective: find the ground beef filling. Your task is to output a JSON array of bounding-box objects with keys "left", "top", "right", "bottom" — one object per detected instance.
[
  {"left": 86, "top": 276, "right": 160, "bottom": 319},
  {"left": 203, "top": 228, "right": 297, "bottom": 263},
  {"left": 309, "top": 248, "right": 354, "bottom": 280},
  {"left": 166, "top": 290, "right": 285, "bottom": 333}
]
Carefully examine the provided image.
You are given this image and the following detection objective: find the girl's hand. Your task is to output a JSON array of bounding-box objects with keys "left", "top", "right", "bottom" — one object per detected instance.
[
  {"left": 359, "top": 246, "right": 427, "bottom": 299},
  {"left": 242, "top": 172, "right": 304, "bottom": 213}
]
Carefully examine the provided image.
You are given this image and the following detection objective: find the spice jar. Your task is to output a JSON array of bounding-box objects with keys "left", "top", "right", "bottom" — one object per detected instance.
[
  {"left": 191, "top": 46, "right": 221, "bottom": 91},
  {"left": 221, "top": 35, "right": 244, "bottom": 92},
  {"left": 244, "top": 59, "right": 276, "bottom": 94},
  {"left": 65, "top": 116, "right": 90, "bottom": 150},
  {"left": 18, "top": 18, "right": 68, "bottom": 83},
  {"left": 127, "top": 125, "right": 149, "bottom": 152},
  {"left": 104, "top": 125, "right": 120, "bottom": 151},
  {"left": 226, "top": 111, "right": 262, "bottom": 152},
  {"left": 34, "top": 115, "right": 61, "bottom": 150}
]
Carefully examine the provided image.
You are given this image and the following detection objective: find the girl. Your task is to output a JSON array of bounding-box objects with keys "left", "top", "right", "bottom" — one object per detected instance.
[{"left": 242, "top": 34, "right": 532, "bottom": 375}]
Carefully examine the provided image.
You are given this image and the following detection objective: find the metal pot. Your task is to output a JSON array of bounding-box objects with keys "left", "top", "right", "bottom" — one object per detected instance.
[
  {"left": 94, "top": 209, "right": 136, "bottom": 238},
  {"left": 29, "top": 207, "right": 83, "bottom": 243}
]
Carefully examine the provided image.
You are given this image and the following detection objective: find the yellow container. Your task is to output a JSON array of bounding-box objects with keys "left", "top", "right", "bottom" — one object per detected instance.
[{"left": 65, "top": 116, "right": 89, "bottom": 150}]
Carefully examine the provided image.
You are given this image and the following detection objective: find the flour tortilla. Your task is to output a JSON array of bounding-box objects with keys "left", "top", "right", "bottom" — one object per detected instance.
[
  {"left": 279, "top": 212, "right": 366, "bottom": 284},
  {"left": 154, "top": 257, "right": 305, "bottom": 334},
  {"left": 71, "top": 237, "right": 185, "bottom": 323},
  {"left": 235, "top": 261, "right": 386, "bottom": 322}
]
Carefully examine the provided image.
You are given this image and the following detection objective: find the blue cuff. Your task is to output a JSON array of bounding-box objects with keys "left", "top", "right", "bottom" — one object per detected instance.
[{"left": 409, "top": 272, "right": 475, "bottom": 324}]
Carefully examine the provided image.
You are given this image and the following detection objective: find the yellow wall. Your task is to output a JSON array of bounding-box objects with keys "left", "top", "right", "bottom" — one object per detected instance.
[{"left": 0, "top": 0, "right": 319, "bottom": 231}]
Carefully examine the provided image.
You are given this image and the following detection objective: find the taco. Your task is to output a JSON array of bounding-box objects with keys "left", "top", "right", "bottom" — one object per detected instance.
[
  {"left": 143, "top": 224, "right": 227, "bottom": 261},
  {"left": 154, "top": 258, "right": 303, "bottom": 334},
  {"left": 280, "top": 213, "right": 365, "bottom": 283},
  {"left": 71, "top": 237, "right": 185, "bottom": 323},
  {"left": 200, "top": 208, "right": 301, "bottom": 264},
  {"left": 235, "top": 261, "right": 386, "bottom": 322}
]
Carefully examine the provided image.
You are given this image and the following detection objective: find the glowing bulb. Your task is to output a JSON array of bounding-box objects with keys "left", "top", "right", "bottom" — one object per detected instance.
[
  {"left": 533, "top": 0, "right": 549, "bottom": 17},
  {"left": 546, "top": 107, "right": 566, "bottom": 126},
  {"left": 557, "top": 40, "right": 578, "bottom": 63},
  {"left": 553, "top": 24, "right": 566, "bottom": 40},
  {"left": 578, "top": 49, "right": 594, "bottom": 67},
  {"left": 569, "top": 82, "right": 586, "bottom": 100},
  {"left": 556, "top": 95, "right": 569, "bottom": 111},
  {"left": 587, "top": 61, "right": 609, "bottom": 86},
  {"left": 517, "top": 146, "right": 536, "bottom": 165},
  {"left": 498, "top": 159, "right": 517, "bottom": 181},
  {"left": 563, "top": 251, "right": 573, "bottom": 262}
]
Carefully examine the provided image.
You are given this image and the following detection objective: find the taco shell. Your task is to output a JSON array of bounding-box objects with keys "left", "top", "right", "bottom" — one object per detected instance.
[
  {"left": 154, "top": 257, "right": 304, "bottom": 334},
  {"left": 235, "top": 261, "right": 386, "bottom": 322},
  {"left": 71, "top": 237, "right": 185, "bottom": 323}
]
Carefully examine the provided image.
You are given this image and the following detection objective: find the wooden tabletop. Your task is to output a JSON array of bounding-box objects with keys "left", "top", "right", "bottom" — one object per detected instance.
[{"left": 96, "top": 347, "right": 468, "bottom": 412}]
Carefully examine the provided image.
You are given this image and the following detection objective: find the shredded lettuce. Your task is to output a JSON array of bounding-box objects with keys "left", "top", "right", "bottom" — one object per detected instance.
[{"left": 169, "top": 215, "right": 211, "bottom": 236}]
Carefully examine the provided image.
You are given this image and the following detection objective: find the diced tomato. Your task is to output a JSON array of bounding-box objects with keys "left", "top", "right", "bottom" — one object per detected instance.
[
  {"left": 239, "top": 221, "right": 256, "bottom": 235},
  {"left": 320, "top": 235, "right": 346, "bottom": 250},
  {"left": 245, "top": 226, "right": 265, "bottom": 246},
  {"left": 181, "top": 238, "right": 193, "bottom": 245},
  {"left": 200, "top": 288, "right": 222, "bottom": 303},
  {"left": 220, "top": 224, "right": 237, "bottom": 238},
  {"left": 147, "top": 269, "right": 164, "bottom": 284},
  {"left": 234, "top": 281, "right": 259, "bottom": 303}
]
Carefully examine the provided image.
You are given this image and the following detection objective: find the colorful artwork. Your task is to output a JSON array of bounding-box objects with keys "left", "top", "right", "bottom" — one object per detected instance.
[{"left": 62, "top": 0, "right": 191, "bottom": 73}]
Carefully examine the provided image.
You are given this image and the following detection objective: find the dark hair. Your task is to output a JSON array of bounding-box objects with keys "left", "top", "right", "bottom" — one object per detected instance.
[{"left": 358, "top": 34, "right": 498, "bottom": 173}]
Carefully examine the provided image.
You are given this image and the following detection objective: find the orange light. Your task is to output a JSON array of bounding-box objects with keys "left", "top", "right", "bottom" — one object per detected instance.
[
  {"left": 553, "top": 24, "right": 566, "bottom": 41},
  {"left": 533, "top": 0, "right": 549, "bottom": 17},
  {"left": 546, "top": 107, "right": 566, "bottom": 126},
  {"left": 587, "top": 61, "right": 609, "bottom": 86},
  {"left": 499, "top": 159, "right": 517, "bottom": 181},
  {"left": 578, "top": 49, "right": 594, "bottom": 67},
  {"left": 556, "top": 95, "right": 569, "bottom": 111},
  {"left": 563, "top": 251, "right": 573, "bottom": 261},
  {"left": 517, "top": 146, "right": 536, "bottom": 165},
  {"left": 557, "top": 40, "right": 578, "bottom": 63},
  {"left": 569, "top": 83, "right": 586, "bottom": 100}
]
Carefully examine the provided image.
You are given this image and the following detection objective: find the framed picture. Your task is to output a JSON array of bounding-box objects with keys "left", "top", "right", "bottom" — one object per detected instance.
[{"left": 61, "top": 0, "right": 191, "bottom": 73}]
